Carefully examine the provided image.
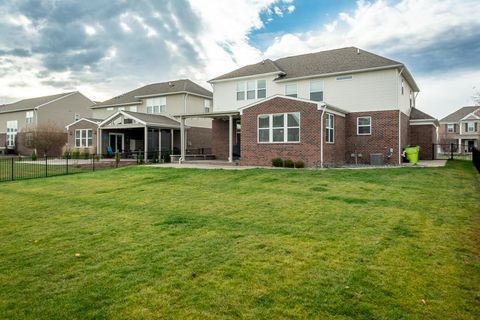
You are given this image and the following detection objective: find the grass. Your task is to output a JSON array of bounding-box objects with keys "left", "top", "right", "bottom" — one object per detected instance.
[{"left": 0, "top": 161, "right": 478, "bottom": 319}]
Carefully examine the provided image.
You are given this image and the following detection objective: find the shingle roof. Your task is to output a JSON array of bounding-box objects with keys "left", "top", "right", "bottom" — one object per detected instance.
[
  {"left": 123, "top": 111, "right": 180, "bottom": 127},
  {"left": 0, "top": 92, "right": 76, "bottom": 113},
  {"left": 410, "top": 108, "right": 436, "bottom": 120},
  {"left": 440, "top": 106, "right": 480, "bottom": 122},
  {"left": 210, "top": 47, "right": 410, "bottom": 84},
  {"left": 95, "top": 79, "right": 212, "bottom": 107}
]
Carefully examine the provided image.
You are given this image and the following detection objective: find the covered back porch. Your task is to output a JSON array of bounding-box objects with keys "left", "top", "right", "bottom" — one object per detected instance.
[{"left": 98, "top": 111, "right": 181, "bottom": 162}]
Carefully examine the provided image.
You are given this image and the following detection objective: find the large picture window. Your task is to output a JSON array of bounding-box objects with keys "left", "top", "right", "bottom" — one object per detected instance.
[
  {"left": 325, "top": 113, "right": 334, "bottom": 143},
  {"left": 6, "top": 120, "right": 18, "bottom": 147},
  {"left": 258, "top": 112, "right": 300, "bottom": 143},
  {"left": 75, "top": 129, "right": 93, "bottom": 147},
  {"left": 146, "top": 97, "right": 166, "bottom": 114},
  {"left": 310, "top": 80, "right": 324, "bottom": 101},
  {"left": 357, "top": 116, "right": 371, "bottom": 135}
]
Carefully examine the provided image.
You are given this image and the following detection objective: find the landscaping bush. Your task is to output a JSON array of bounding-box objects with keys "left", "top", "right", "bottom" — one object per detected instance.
[
  {"left": 81, "top": 150, "right": 90, "bottom": 160},
  {"left": 271, "top": 157, "right": 283, "bottom": 167},
  {"left": 63, "top": 151, "right": 71, "bottom": 159},
  {"left": 31, "top": 150, "right": 37, "bottom": 161},
  {"left": 72, "top": 150, "right": 80, "bottom": 159},
  {"left": 294, "top": 160, "right": 305, "bottom": 168},
  {"left": 284, "top": 159, "right": 295, "bottom": 168}
]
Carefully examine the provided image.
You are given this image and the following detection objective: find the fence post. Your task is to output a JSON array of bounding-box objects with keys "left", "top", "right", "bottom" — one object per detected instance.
[
  {"left": 450, "top": 143, "right": 454, "bottom": 160},
  {"left": 11, "top": 157, "right": 14, "bottom": 181},
  {"left": 66, "top": 155, "right": 69, "bottom": 175},
  {"left": 92, "top": 154, "right": 95, "bottom": 172},
  {"left": 45, "top": 155, "right": 48, "bottom": 177},
  {"left": 432, "top": 144, "right": 435, "bottom": 160}
]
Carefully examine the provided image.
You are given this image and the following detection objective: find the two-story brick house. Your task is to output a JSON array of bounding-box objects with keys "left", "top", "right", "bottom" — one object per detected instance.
[
  {"left": 66, "top": 79, "right": 213, "bottom": 161},
  {"left": 0, "top": 92, "right": 94, "bottom": 155},
  {"left": 179, "top": 47, "right": 433, "bottom": 166},
  {"left": 438, "top": 106, "right": 480, "bottom": 152}
]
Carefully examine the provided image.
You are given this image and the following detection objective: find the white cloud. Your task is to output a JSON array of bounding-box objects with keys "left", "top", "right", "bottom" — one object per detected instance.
[
  {"left": 84, "top": 25, "right": 96, "bottom": 36},
  {"left": 274, "top": 6, "right": 283, "bottom": 17},
  {"left": 287, "top": 5, "right": 295, "bottom": 13}
]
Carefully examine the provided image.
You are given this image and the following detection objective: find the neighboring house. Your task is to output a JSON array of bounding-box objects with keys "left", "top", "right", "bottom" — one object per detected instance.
[
  {"left": 66, "top": 79, "right": 213, "bottom": 161},
  {"left": 0, "top": 92, "right": 94, "bottom": 155},
  {"left": 178, "top": 47, "right": 433, "bottom": 166},
  {"left": 438, "top": 106, "right": 480, "bottom": 152}
]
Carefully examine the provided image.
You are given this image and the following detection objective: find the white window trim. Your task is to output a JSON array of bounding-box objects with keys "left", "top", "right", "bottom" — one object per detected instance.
[
  {"left": 326, "top": 113, "right": 334, "bottom": 144},
  {"left": 257, "top": 112, "right": 300, "bottom": 144},
  {"left": 204, "top": 99, "right": 211, "bottom": 113},
  {"left": 467, "top": 122, "right": 475, "bottom": 132},
  {"left": 146, "top": 97, "right": 167, "bottom": 114},
  {"left": 357, "top": 116, "right": 372, "bottom": 135},
  {"left": 6, "top": 120, "right": 18, "bottom": 147},
  {"left": 26, "top": 111, "right": 34, "bottom": 124},
  {"left": 310, "top": 80, "right": 324, "bottom": 101},
  {"left": 75, "top": 129, "right": 93, "bottom": 148},
  {"left": 447, "top": 124, "right": 455, "bottom": 133},
  {"left": 237, "top": 79, "right": 266, "bottom": 101}
]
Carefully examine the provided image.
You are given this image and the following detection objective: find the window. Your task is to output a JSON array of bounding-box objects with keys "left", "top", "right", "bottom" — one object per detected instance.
[
  {"left": 447, "top": 124, "right": 455, "bottom": 133},
  {"left": 26, "top": 111, "right": 34, "bottom": 124},
  {"left": 310, "top": 80, "right": 323, "bottom": 101},
  {"left": 357, "top": 117, "right": 371, "bottom": 135},
  {"left": 204, "top": 99, "right": 211, "bottom": 113},
  {"left": 74, "top": 113, "right": 80, "bottom": 121},
  {"left": 257, "top": 112, "right": 300, "bottom": 143},
  {"left": 236, "top": 81, "right": 245, "bottom": 101},
  {"left": 466, "top": 122, "right": 476, "bottom": 132},
  {"left": 246, "top": 80, "right": 255, "bottom": 100},
  {"left": 107, "top": 107, "right": 114, "bottom": 111},
  {"left": 75, "top": 129, "right": 93, "bottom": 147},
  {"left": 6, "top": 120, "right": 18, "bottom": 147},
  {"left": 257, "top": 80, "right": 266, "bottom": 99},
  {"left": 409, "top": 90, "right": 414, "bottom": 107},
  {"left": 25, "top": 132, "right": 33, "bottom": 148},
  {"left": 146, "top": 97, "right": 166, "bottom": 114},
  {"left": 285, "top": 84, "right": 297, "bottom": 98},
  {"left": 401, "top": 79, "right": 404, "bottom": 95},
  {"left": 325, "top": 113, "right": 334, "bottom": 143},
  {"left": 129, "top": 106, "right": 137, "bottom": 112},
  {"left": 336, "top": 75, "right": 353, "bottom": 81}
]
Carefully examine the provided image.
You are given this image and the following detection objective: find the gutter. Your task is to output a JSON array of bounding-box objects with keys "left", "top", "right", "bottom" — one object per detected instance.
[{"left": 398, "top": 67, "right": 404, "bottom": 165}]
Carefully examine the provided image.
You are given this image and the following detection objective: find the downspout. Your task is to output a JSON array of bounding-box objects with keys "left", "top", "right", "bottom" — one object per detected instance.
[
  {"left": 397, "top": 68, "right": 404, "bottom": 165},
  {"left": 320, "top": 103, "right": 327, "bottom": 168}
]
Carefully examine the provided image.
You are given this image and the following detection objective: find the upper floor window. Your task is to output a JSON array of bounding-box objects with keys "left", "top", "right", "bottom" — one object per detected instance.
[
  {"left": 107, "top": 107, "right": 114, "bottom": 111},
  {"left": 285, "top": 84, "right": 297, "bottom": 98},
  {"left": 401, "top": 79, "right": 404, "bottom": 95},
  {"left": 204, "top": 99, "right": 211, "bottom": 113},
  {"left": 26, "top": 111, "right": 34, "bottom": 124},
  {"left": 146, "top": 97, "right": 166, "bottom": 114},
  {"left": 118, "top": 107, "right": 125, "bottom": 111},
  {"left": 6, "top": 120, "right": 18, "bottom": 147},
  {"left": 447, "top": 124, "right": 455, "bottom": 133},
  {"left": 257, "top": 80, "right": 266, "bottom": 99},
  {"left": 325, "top": 113, "right": 334, "bottom": 143},
  {"left": 75, "top": 129, "right": 93, "bottom": 147},
  {"left": 236, "top": 79, "right": 266, "bottom": 101},
  {"left": 258, "top": 112, "right": 300, "bottom": 143},
  {"left": 466, "top": 122, "right": 477, "bottom": 132},
  {"left": 129, "top": 106, "right": 137, "bottom": 112},
  {"left": 310, "top": 80, "right": 324, "bottom": 101},
  {"left": 74, "top": 113, "right": 80, "bottom": 121},
  {"left": 357, "top": 116, "right": 371, "bottom": 135}
]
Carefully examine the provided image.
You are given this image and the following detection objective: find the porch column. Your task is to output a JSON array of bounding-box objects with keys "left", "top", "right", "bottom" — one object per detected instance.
[
  {"left": 180, "top": 117, "right": 186, "bottom": 162},
  {"left": 158, "top": 129, "right": 162, "bottom": 161},
  {"left": 144, "top": 126, "right": 148, "bottom": 162},
  {"left": 228, "top": 115, "right": 233, "bottom": 163},
  {"left": 97, "top": 127, "right": 101, "bottom": 157},
  {"left": 458, "top": 138, "right": 462, "bottom": 152},
  {"left": 170, "top": 129, "right": 174, "bottom": 153}
]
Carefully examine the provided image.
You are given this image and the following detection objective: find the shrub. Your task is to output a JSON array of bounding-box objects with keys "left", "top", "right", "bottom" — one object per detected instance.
[
  {"left": 31, "top": 150, "right": 38, "bottom": 161},
  {"left": 63, "top": 151, "right": 71, "bottom": 159},
  {"left": 72, "top": 150, "right": 80, "bottom": 159},
  {"left": 82, "top": 150, "right": 90, "bottom": 159},
  {"left": 284, "top": 159, "right": 295, "bottom": 168},
  {"left": 294, "top": 160, "right": 305, "bottom": 168},
  {"left": 271, "top": 157, "right": 283, "bottom": 167}
]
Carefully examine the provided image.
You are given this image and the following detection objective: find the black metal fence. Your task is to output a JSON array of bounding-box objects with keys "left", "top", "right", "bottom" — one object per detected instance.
[
  {"left": 433, "top": 144, "right": 473, "bottom": 160},
  {"left": 0, "top": 155, "right": 133, "bottom": 183},
  {"left": 473, "top": 147, "right": 480, "bottom": 173}
]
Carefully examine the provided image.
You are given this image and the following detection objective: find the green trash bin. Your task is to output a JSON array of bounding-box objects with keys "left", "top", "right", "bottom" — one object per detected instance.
[{"left": 404, "top": 145, "right": 419, "bottom": 164}]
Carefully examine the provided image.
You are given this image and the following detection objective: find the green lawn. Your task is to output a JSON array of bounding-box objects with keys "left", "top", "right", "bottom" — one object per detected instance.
[{"left": 0, "top": 161, "right": 478, "bottom": 319}]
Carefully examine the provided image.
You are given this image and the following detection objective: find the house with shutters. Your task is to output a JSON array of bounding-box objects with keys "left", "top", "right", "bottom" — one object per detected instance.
[
  {"left": 177, "top": 47, "right": 436, "bottom": 167},
  {"left": 438, "top": 106, "right": 480, "bottom": 152},
  {"left": 65, "top": 79, "right": 213, "bottom": 161},
  {"left": 0, "top": 92, "right": 94, "bottom": 155}
]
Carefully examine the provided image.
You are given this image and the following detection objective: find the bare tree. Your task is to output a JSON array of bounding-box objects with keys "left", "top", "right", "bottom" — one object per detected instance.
[
  {"left": 18, "top": 123, "right": 67, "bottom": 156},
  {"left": 472, "top": 87, "right": 480, "bottom": 106}
]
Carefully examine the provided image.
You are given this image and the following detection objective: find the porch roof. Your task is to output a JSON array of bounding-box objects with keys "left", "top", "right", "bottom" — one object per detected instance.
[
  {"left": 174, "top": 110, "right": 240, "bottom": 120},
  {"left": 99, "top": 110, "right": 182, "bottom": 129}
]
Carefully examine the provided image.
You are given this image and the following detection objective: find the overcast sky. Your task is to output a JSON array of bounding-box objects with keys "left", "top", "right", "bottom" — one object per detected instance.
[{"left": 0, "top": 0, "right": 479, "bottom": 118}]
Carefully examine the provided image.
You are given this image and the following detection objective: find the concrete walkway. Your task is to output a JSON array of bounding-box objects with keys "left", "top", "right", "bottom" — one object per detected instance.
[{"left": 148, "top": 159, "right": 447, "bottom": 170}]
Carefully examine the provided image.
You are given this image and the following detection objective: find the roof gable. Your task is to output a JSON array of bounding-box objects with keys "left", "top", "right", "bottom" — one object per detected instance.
[
  {"left": 440, "top": 106, "right": 479, "bottom": 122},
  {"left": 410, "top": 108, "right": 436, "bottom": 120},
  {"left": 0, "top": 92, "right": 77, "bottom": 113}
]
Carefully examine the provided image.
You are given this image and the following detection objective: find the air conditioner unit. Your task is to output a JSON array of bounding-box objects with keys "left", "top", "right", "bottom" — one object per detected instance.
[{"left": 370, "top": 153, "right": 384, "bottom": 166}]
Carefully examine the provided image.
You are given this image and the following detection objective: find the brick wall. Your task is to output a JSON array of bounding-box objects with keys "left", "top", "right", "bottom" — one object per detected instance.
[
  {"left": 240, "top": 97, "right": 324, "bottom": 167},
  {"left": 409, "top": 124, "right": 436, "bottom": 160},
  {"left": 211, "top": 119, "right": 231, "bottom": 160},
  {"left": 345, "top": 110, "right": 402, "bottom": 165},
  {"left": 186, "top": 127, "right": 212, "bottom": 151},
  {"left": 67, "top": 120, "right": 99, "bottom": 154}
]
